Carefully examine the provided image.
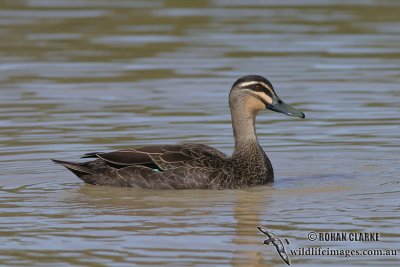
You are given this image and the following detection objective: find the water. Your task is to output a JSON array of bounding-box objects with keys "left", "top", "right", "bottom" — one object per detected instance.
[{"left": 0, "top": 0, "right": 399, "bottom": 266}]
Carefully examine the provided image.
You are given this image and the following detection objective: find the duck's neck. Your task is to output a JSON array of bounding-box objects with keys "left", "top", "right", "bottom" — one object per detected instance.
[{"left": 229, "top": 96, "right": 262, "bottom": 157}]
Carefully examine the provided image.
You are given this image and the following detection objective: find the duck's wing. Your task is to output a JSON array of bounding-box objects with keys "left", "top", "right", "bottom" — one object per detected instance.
[
  {"left": 117, "top": 165, "right": 222, "bottom": 189},
  {"left": 82, "top": 144, "right": 229, "bottom": 171},
  {"left": 54, "top": 144, "right": 230, "bottom": 189}
]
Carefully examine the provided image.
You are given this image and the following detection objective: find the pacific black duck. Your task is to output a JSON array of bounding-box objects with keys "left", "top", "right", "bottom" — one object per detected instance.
[{"left": 53, "top": 75, "right": 305, "bottom": 189}]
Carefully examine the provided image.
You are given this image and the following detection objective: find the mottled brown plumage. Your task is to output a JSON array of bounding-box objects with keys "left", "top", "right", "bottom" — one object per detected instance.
[{"left": 53, "top": 75, "right": 305, "bottom": 189}]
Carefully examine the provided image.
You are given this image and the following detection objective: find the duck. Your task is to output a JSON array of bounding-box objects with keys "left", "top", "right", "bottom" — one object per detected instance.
[{"left": 52, "top": 75, "right": 305, "bottom": 189}]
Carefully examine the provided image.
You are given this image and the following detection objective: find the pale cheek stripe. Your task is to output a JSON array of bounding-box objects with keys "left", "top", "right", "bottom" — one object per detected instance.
[
  {"left": 243, "top": 89, "right": 273, "bottom": 105},
  {"left": 254, "top": 92, "right": 272, "bottom": 104}
]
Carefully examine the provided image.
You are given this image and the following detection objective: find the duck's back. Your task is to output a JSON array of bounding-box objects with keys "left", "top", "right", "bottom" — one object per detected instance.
[{"left": 53, "top": 144, "right": 237, "bottom": 189}]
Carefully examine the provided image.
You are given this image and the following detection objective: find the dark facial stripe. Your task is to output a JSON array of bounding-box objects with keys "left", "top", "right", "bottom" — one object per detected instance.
[
  {"left": 254, "top": 94, "right": 270, "bottom": 108},
  {"left": 242, "top": 83, "right": 274, "bottom": 98}
]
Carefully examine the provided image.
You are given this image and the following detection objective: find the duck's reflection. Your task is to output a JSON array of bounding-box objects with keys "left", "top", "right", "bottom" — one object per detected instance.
[
  {"left": 67, "top": 184, "right": 274, "bottom": 266},
  {"left": 231, "top": 186, "right": 275, "bottom": 267}
]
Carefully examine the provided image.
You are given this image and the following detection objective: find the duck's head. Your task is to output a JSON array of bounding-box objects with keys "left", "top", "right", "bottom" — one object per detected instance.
[{"left": 230, "top": 75, "right": 305, "bottom": 118}]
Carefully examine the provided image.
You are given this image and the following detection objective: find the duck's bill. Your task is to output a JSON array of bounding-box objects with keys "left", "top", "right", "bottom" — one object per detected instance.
[{"left": 267, "top": 97, "right": 305, "bottom": 118}]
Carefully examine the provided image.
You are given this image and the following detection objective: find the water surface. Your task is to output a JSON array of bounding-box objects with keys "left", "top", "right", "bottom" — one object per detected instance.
[{"left": 0, "top": 0, "right": 399, "bottom": 266}]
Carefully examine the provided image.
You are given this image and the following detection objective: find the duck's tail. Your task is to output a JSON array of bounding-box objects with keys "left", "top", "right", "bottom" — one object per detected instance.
[{"left": 52, "top": 159, "right": 93, "bottom": 179}]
